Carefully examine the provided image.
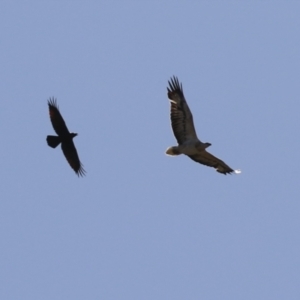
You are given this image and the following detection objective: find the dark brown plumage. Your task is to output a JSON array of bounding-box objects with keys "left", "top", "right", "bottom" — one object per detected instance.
[
  {"left": 46, "top": 98, "right": 86, "bottom": 177},
  {"left": 166, "top": 76, "right": 240, "bottom": 175}
]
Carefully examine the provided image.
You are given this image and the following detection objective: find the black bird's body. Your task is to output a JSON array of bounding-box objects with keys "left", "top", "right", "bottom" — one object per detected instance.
[{"left": 46, "top": 98, "right": 85, "bottom": 177}]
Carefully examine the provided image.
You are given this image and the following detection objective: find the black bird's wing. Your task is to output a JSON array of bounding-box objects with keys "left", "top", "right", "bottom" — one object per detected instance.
[
  {"left": 61, "top": 140, "right": 86, "bottom": 177},
  {"left": 48, "top": 98, "right": 70, "bottom": 136}
]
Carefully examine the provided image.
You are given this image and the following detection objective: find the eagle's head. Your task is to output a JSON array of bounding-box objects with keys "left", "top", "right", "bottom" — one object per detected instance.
[{"left": 204, "top": 142, "right": 212, "bottom": 148}]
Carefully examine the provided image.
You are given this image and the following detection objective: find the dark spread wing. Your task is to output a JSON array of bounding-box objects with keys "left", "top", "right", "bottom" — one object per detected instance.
[
  {"left": 188, "top": 150, "right": 234, "bottom": 175},
  {"left": 167, "top": 76, "right": 198, "bottom": 144},
  {"left": 61, "top": 140, "right": 86, "bottom": 177},
  {"left": 48, "top": 98, "right": 70, "bottom": 136}
]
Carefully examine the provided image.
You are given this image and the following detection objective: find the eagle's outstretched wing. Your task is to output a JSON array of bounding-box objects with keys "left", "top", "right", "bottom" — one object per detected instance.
[
  {"left": 167, "top": 76, "right": 198, "bottom": 144},
  {"left": 188, "top": 150, "right": 239, "bottom": 175}
]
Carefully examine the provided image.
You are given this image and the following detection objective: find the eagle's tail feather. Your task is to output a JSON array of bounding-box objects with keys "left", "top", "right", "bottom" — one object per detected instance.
[{"left": 165, "top": 146, "right": 181, "bottom": 156}]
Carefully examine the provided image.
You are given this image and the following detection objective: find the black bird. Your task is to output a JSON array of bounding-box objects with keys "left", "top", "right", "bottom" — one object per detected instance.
[{"left": 46, "top": 98, "right": 86, "bottom": 177}]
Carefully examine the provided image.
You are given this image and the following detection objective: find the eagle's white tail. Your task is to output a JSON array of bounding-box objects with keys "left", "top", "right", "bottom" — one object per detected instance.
[
  {"left": 234, "top": 169, "right": 242, "bottom": 174},
  {"left": 165, "top": 146, "right": 181, "bottom": 156}
]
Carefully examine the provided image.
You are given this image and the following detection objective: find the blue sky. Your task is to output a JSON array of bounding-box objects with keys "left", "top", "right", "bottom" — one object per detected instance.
[{"left": 1, "top": 1, "right": 300, "bottom": 299}]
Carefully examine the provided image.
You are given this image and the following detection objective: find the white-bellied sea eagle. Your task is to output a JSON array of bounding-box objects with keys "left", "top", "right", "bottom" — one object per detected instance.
[{"left": 166, "top": 76, "right": 240, "bottom": 175}]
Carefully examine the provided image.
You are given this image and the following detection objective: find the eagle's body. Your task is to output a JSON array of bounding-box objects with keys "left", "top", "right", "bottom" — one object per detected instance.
[
  {"left": 166, "top": 76, "right": 240, "bottom": 175},
  {"left": 166, "top": 140, "right": 210, "bottom": 156}
]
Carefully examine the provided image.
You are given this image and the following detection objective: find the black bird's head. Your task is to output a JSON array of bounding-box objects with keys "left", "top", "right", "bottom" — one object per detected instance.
[{"left": 70, "top": 133, "right": 78, "bottom": 139}]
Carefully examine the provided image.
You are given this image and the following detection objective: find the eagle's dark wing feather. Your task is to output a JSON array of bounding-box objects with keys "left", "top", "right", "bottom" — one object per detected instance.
[
  {"left": 167, "top": 76, "right": 198, "bottom": 145},
  {"left": 61, "top": 140, "right": 86, "bottom": 177},
  {"left": 48, "top": 98, "right": 70, "bottom": 136},
  {"left": 188, "top": 150, "right": 234, "bottom": 175}
]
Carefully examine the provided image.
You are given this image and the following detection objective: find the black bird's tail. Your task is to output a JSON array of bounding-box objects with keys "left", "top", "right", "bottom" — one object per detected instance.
[{"left": 47, "top": 135, "right": 61, "bottom": 148}]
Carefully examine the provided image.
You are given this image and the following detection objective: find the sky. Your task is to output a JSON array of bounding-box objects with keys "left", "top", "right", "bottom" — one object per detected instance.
[{"left": 1, "top": 1, "right": 300, "bottom": 299}]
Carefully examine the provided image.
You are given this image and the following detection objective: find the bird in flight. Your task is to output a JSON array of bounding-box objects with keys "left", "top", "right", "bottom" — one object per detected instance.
[
  {"left": 166, "top": 76, "right": 240, "bottom": 175},
  {"left": 46, "top": 98, "right": 86, "bottom": 177}
]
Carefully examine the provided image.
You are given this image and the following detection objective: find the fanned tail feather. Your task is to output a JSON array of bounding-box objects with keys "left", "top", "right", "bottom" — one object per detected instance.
[{"left": 47, "top": 135, "right": 61, "bottom": 148}]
